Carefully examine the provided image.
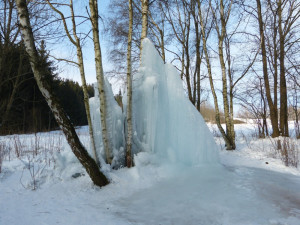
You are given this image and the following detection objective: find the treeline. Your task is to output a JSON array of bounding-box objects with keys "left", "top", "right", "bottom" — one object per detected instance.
[
  {"left": 0, "top": 41, "right": 93, "bottom": 135},
  {"left": 106, "top": 0, "right": 300, "bottom": 146}
]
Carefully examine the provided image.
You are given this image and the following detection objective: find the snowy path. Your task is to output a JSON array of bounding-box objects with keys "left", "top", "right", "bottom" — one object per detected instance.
[
  {"left": 1, "top": 161, "right": 300, "bottom": 225},
  {"left": 113, "top": 166, "right": 300, "bottom": 225}
]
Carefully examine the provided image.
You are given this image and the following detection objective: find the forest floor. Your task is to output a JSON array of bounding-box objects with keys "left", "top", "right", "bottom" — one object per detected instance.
[{"left": 0, "top": 123, "right": 300, "bottom": 225}]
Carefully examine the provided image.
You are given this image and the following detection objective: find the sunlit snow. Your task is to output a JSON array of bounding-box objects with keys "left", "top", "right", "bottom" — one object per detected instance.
[{"left": 0, "top": 40, "right": 299, "bottom": 225}]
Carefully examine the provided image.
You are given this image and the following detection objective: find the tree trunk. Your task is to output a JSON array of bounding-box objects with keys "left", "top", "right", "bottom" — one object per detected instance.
[
  {"left": 70, "top": 1, "right": 100, "bottom": 166},
  {"left": 140, "top": 0, "right": 149, "bottom": 58},
  {"left": 278, "top": 0, "right": 289, "bottom": 136},
  {"left": 1, "top": 51, "right": 23, "bottom": 129},
  {"left": 89, "top": 0, "right": 112, "bottom": 164},
  {"left": 197, "top": 0, "right": 232, "bottom": 149},
  {"left": 184, "top": 13, "right": 193, "bottom": 104},
  {"left": 126, "top": 0, "right": 133, "bottom": 168},
  {"left": 47, "top": 0, "right": 100, "bottom": 166},
  {"left": 256, "top": 0, "right": 280, "bottom": 137},
  {"left": 194, "top": 15, "right": 201, "bottom": 111},
  {"left": 218, "top": 0, "right": 234, "bottom": 149},
  {"left": 16, "top": 0, "right": 108, "bottom": 187}
]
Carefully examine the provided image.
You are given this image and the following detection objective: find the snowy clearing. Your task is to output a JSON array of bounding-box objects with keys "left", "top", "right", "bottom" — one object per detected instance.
[{"left": 0, "top": 124, "right": 299, "bottom": 225}]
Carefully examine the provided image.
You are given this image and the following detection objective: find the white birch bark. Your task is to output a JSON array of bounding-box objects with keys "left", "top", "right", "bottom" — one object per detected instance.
[
  {"left": 16, "top": 0, "right": 108, "bottom": 186},
  {"left": 46, "top": 0, "right": 100, "bottom": 166},
  {"left": 126, "top": 0, "right": 133, "bottom": 168},
  {"left": 197, "top": 0, "right": 232, "bottom": 149},
  {"left": 140, "top": 0, "right": 149, "bottom": 59},
  {"left": 89, "top": 0, "right": 112, "bottom": 164}
]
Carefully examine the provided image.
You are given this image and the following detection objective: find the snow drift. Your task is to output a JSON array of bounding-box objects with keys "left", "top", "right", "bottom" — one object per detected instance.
[{"left": 90, "top": 38, "right": 219, "bottom": 166}]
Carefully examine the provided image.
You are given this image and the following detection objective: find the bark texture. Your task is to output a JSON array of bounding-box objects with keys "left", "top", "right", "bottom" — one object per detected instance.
[
  {"left": 256, "top": 0, "right": 280, "bottom": 137},
  {"left": 89, "top": 0, "right": 112, "bottom": 164},
  {"left": 140, "top": 0, "right": 149, "bottom": 59},
  {"left": 197, "top": 0, "right": 233, "bottom": 150},
  {"left": 277, "top": 0, "right": 288, "bottom": 136},
  {"left": 126, "top": 0, "right": 133, "bottom": 168},
  {"left": 16, "top": 0, "right": 108, "bottom": 187},
  {"left": 47, "top": 0, "right": 100, "bottom": 166}
]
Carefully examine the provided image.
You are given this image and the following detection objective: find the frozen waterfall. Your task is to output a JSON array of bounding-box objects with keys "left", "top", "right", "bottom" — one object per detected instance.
[{"left": 89, "top": 38, "right": 219, "bottom": 166}]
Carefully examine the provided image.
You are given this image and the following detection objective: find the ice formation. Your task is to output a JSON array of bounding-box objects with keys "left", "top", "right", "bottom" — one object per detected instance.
[
  {"left": 90, "top": 38, "right": 219, "bottom": 166},
  {"left": 89, "top": 78, "right": 125, "bottom": 168},
  {"left": 131, "top": 39, "right": 219, "bottom": 165}
]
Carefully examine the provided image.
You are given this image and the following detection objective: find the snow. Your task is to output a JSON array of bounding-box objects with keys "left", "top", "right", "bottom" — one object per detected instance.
[
  {"left": 1, "top": 39, "right": 300, "bottom": 224},
  {"left": 1, "top": 125, "right": 300, "bottom": 224}
]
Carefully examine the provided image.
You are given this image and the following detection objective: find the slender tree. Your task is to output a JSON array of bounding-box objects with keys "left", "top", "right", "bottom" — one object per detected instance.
[
  {"left": 46, "top": 0, "right": 100, "bottom": 166},
  {"left": 197, "top": 0, "right": 232, "bottom": 149},
  {"left": 256, "top": 0, "right": 280, "bottom": 137},
  {"left": 140, "top": 0, "right": 149, "bottom": 58},
  {"left": 89, "top": 0, "right": 112, "bottom": 164},
  {"left": 16, "top": 0, "right": 108, "bottom": 187},
  {"left": 126, "top": 0, "right": 133, "bottom": 168}
]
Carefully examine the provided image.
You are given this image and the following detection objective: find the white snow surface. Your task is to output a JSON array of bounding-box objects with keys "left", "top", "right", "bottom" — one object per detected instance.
[
  {"left": 0, "top": 125, "right": 300, "bottom": 225},
  {"left": 1, "top": 39, "right": 300, "bottom": 224}
]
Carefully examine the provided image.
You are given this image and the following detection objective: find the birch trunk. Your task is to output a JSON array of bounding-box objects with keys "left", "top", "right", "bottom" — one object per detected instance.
[
  {"left": 197, "top": 0, "right": 232, "bottom": 149},
  {"left": 140, "top": 0, "right": 149, "bottom": 58},
  {"left": 47, "top": 0, "right": 100, "bottom": 166},
  {"left": 217, "top": 0, "right": 235, "bottom": 149},
  {"left": 70, "top": 1, "right": 100, "bottom": 166},
  {"left": 89, "top": 0, "right": 112, "bottom": 164},
  {"left": 16, "top": 0, "right": 108, "bottom": 187},
  {"left": 126, "top": 0, "right": 133, "bottom": 168}
]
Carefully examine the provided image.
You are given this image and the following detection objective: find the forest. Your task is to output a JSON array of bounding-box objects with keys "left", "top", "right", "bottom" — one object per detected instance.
[
  {"left": 0, "top": 38, "right": 94, "bottom": 134},
  {"left": 0, "top": 0, "right": 300, "bottom": 224}
]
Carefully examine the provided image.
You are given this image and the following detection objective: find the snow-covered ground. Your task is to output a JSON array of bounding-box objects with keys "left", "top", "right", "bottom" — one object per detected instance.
[
  {"left": 0, "top": 124, "right": 299, "bottom": 225},
  {"left": 1, "top": 40, "right": 299, "bottom": 224}
]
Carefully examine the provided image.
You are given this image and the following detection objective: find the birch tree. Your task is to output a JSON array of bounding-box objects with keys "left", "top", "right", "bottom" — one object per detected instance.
[
  {"left": 16, "top": 0, "right": 108, "bottom": 187},
  {"left": 197, "top": 0, "right": 232, "bottom": 149},
  {"left": 126, "top": 0, "right": 133, "bottom": 168},
  {"left": 46, "top": 0, "right": 99, "bottom": 166},
  {"left": 89, "top": 0, "right": 112, "bottom": 164},
  {"left": 140, "top": 0, "right": 149, "bottom": 57}
]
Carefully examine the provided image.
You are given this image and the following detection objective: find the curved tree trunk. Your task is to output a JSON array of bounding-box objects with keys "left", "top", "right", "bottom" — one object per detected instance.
[
  {"left": 47, "top": 0, "right": 100, "bottom": 166},
  {"left": 16, "top": 0, "right": 108, "bottom": 187}
]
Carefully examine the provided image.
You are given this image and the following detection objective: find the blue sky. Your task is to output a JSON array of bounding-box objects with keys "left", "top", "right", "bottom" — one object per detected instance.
[{"left": 51, "top": 0, "right": 113, "bottom": 86}]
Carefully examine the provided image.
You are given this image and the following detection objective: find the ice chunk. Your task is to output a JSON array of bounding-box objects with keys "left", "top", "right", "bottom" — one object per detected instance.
[
  {"left": 132, "top": 38, "right": 219, "bottom": 165},
  {"left": 90, "top": 38, "right": 219, "bottom": 167},
  {"left": 89, "top": 78, "right": 125, "bottom": 168}
]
